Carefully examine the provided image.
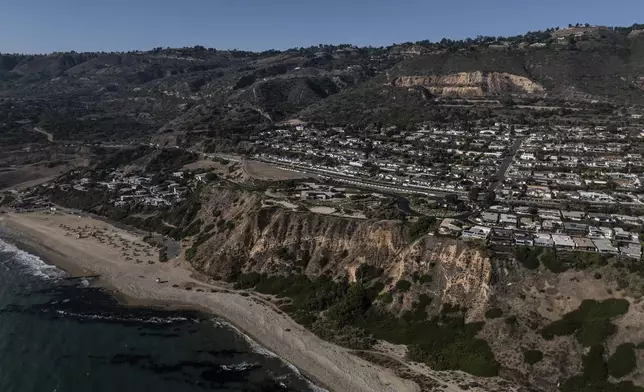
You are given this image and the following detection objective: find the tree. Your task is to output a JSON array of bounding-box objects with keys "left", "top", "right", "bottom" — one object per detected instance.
[
  {"left": 159, "top": 250, "right": 168, "bottom": 263},
  {"left": 445, "top": 193, "right": 459, "bottom": 205},
  {"left": 468, "top": 186, "right": 481, "bottom": 203},
  {"left": 484, "top": 191, "right": 496, "bottom": 206}
]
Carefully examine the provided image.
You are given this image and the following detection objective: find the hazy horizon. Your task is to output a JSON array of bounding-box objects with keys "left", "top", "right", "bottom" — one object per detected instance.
[{"left": 1, "top": 0, "right": 643, "bottom": 54}]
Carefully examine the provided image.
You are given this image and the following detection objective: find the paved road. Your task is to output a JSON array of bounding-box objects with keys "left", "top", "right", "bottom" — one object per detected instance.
[{"left": 488, "top": 137, "right": 525, "bottom": 192}]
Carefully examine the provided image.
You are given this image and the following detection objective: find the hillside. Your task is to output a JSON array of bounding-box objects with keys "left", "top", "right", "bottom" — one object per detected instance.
[
  {"left": 119, "top": 182, "right": 644, "bottom": 392},
  {"left": 1, "top": 24, "right": 644, "bottom": 146},
  {"left": 10, "top": 140, "right": 644, "bottom": 392}
]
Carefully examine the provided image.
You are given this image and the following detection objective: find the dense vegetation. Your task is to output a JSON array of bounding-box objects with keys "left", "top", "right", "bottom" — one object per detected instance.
[
  {"left": 561, "top": 345, "right": 644, "bottom": 392},
  {"left": 233, "top": 272, "right": 499, "bottom": 377},
  {"left": 408, "top": 216, "right": 437, "bottom": 242},
  {"left": 484, "top": 308, "right": 503, "bottom": 319},
  {"left": 515, "top": 246, "right": 543, "bottom": 270},
  {"left": 516, "top": 247, "right": 610, "bottom": 273},
  {"left": 523, "top": 349, "right": 544, "bottom": 365},
  {"left": 541, "top": 299, "right": 630, "bottom": 346},
  {"left": 608, "top": 343, "right": 637, "bottom": 379}
]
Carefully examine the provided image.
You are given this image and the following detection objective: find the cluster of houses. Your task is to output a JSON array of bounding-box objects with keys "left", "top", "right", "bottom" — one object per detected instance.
[
  {"left": 56, "top": 170, "right": 192, "bottom": 208},
  {"left": 252, "top": 123, "right": 518, "bottom": 193},
  {"left": 295, "top": 182, "right": 348, "bottom": 200},
  {"left": 501, "top": 126, "right": 644, "bottom": 204},
  {"left": 439, "top": 206, "right": 642, "bottom": 259}
]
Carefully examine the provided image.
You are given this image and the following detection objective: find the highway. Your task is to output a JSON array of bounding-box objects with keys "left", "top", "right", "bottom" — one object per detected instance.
[{"left": 254, "top": 158, "right": 468, "bottom": 199}]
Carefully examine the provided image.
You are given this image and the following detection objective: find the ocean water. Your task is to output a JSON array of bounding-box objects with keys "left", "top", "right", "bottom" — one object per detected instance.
[{"left": 0, "top": 239, "right": 321, "bottom": 392}]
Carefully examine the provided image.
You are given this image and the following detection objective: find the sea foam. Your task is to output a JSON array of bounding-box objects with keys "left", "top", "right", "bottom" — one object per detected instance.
[
  {"left": 212, "top": 318, "right": 329, "bottom": 392},
  {"left": 0, "top": 238, "right": 65, "bottom": 279},
  {"left": 54, "top": 309, "right": 190, "bottom": 324}
]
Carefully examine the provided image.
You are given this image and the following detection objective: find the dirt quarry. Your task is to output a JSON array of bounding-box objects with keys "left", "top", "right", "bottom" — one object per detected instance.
[{"left": 392, "top": 72, "right": 545, "bottom": 96}]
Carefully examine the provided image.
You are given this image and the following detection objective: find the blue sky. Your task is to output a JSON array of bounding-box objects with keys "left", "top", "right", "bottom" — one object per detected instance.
[{"left": 1, "top": 0, "right": 642, "bottom": 53}]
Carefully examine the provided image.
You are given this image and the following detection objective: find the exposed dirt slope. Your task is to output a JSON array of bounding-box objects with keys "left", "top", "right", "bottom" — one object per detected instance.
[{"left": 392, "top": 72, "right": 545, "bottom": 96}]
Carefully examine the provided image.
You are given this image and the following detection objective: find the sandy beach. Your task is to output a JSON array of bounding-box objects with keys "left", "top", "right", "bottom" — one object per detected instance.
[{"left": 0, "top": 211, "right": 424, "bottom": 392}]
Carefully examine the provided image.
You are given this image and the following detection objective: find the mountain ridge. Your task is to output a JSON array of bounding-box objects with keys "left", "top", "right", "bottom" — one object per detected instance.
[{"left": 1, "top": 23, "right": 644, "bottom": 146}]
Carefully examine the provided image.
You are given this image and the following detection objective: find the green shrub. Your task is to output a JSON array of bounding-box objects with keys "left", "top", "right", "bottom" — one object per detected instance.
[
  {"left": 0, "top": 194, "right": 15, "bottom": 206},
  {"left": 378, "top": 292, "right": 393, "bottom": 304},
  {"left": 542, "top": 299, "right": 630, "bottom": 346},
  {"left": 403, "top": 297, "right": 431, "bottom": 322},
  {"left": 408, "top": 216, "right": 437, "bottom": 242},
  {"left": 523, "top": 349, "right": 544, "bottom": 365},
  {"left": 418, "top": 294, "right": 432, "bottom": 307},
  {"left": 326, "top": 284, "right": 372, "bottom": 327},
  {"left": 158, "top": 251, "right": 168, "bottom": 263},
  {"left": 185, "top": 247, "right": 197, "bottom": 261},
  {"left": 355, "top": 264, "right": 383, "bottom": 284},
  {"left": 575, "top": 319, "right": 617, "bottom": 347},
  {"left": 485, "top": 308, "right": 503, "bottom": 319},
  {"left": 274, "top": 246, "right": 291, "bottom": 260},
  {"left": 318, "top": 255, "right": 330, "bottom": 268},
  {"left": 406, "top": 319, "right": 499, "bottom": 377},
  {"left": 608, "top": 343, "right": 637, "bottom": 378},
  {"left": 505, "top": 315, "right": 517, "bottom": 325},
  {"left": 236, "top": 273, "right": 262, "bottom": 289},
  {"left": 561, "top": 345, "right": 644, "bottom": 392},
  {"left": 441, "top": 303, "right": 462, "bottom": 314},
  {"left": 395, "top": 280, "right": 412, "bottom": 292},
  {"left": 234, "top": 271, "right": 500, "bottom": 378},
  {"left": 516, "top": 247, "right": 541, "bottom": 270},
  {"left": 583, "top": 345, "right": 609, "bottom": 382},
  {"left": 419, "top": 274, "right": 433, "bottom": 284},
  {"left": 542, "top": 249, "right": 567, "bottom": 273}
]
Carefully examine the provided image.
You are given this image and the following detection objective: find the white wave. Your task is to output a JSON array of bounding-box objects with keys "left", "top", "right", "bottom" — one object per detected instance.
[
  {"left": 54, "top": 309, "right": 189, "bottom": 324},
  {"left": 221, "top": 361, "right": 258, "bottom": 372},
  {"left": 306, "top": 382, "right": 330, "bottom": 392},
  {"left": 0, "top": 238, "right": 65, "bottom": 280},
  {"left": 216, "top": 319, "right": 280, "bottom": 359},
  {"left": 211, "top": 318, "right": 329, "bottom": 392}
]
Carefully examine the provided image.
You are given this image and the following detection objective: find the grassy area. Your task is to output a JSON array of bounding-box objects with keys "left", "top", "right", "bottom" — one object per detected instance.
[{"left": 541, "top": 299, "right": 630, "bottom": 346}]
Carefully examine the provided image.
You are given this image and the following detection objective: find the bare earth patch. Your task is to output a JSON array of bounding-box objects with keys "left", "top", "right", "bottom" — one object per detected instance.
[{"left": 244, "top": 160, "right": 309, "bottom": 181}]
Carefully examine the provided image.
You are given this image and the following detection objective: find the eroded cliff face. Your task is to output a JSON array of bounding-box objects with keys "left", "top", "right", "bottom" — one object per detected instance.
[
  {"left": 392, "top": 72, "right": 545, "bottom": 96},
  {"left": 189, "top": 187, "right": 492, "bottom": 320},
  {"left": 185, "top": 186, "right": 644, "bottom": 391}
]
